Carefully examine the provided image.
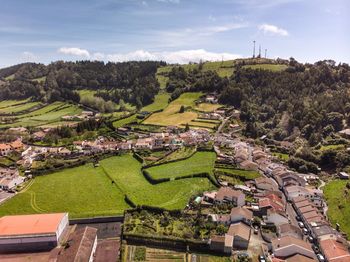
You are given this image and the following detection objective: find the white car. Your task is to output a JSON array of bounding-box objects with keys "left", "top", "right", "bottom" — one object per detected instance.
[
  {"left": 317, "top": 253, "right": 325, "bottom": 262},
  {"left": 298, "top": 221, "right": 304, "bottom": 228}
]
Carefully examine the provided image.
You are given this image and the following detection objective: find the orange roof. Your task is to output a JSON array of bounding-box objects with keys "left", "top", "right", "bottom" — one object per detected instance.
[
  {"left": 320, "top": 239, "right": 350, "bottom": 262},
  {"left": 0, "top": 213, "right": 67, "bottom": 237}
]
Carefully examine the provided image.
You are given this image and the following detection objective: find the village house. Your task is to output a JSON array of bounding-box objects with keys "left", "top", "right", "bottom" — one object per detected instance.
[
  {"left": 203, "top": 187, "right": 245, "bottom": 207},
  {"left": 205, "top": 95, "right": 218, "bottom": 104},
  {"left": 0, "top": 143, "right": 12, "bottom": 156},
  {"left": 32, "top": 130, "right": 46, "bottom": 141},
  {"left": 271, "top": 236, "right": 315, "bottom": 260},
  {"left": 254, "top": 177, "right": 276, "bottom": 191},
  {"left": 319, "top": 238, "right": 350, "bottom": 262},
  {"left": 339, "top": 128, "right": 350, "bottom": 138},
  {"left": 8, "top": 127, "right": 28, "bottom": 134},
  {"left": 239, "top": 160, "right": 259, "bottom": 171},
  {"left": 274, "top": 171, "right": 306, "bottom": 188},
  {"left": 209, "top": 235, "right": 233, "bottom": 254},
  {"left": 215, "top": 187, "right": 246, "bottom": 207},
  {"left": 226, "top": 222, "right": 251, "bottom": 249},
  {"left": 338, "top": 171, "right": 349, "bottom": 180},
  {"left": 277, "top": 224, "right": 303, "bottom": 239},
  {"left": 0, "top": 168, "right": 24, "bottom": 190},
  {"left": 264, "top": 210, "right": 289, "bottom": 227},
  {"left": 230, "top": 207, "right": 253, "bottom": 225},
  {"left": 257, "top": 192, "right": 285, "bottom": 216},
  {"left": 311, "top": 224, "right": 340, "bottom": 241}
]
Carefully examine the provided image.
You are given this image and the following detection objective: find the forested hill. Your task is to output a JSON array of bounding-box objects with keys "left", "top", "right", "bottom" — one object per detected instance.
[
  {"left": 163, "top": 59, "right": 350, "bottom": 145},
  {"left": 0, "top": 61, "right": 165, "bottom": 109}
]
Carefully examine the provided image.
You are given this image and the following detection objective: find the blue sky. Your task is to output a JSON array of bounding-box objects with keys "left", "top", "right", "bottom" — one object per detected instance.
[{"left": 0, "top": 0, "right": 349, "bottom": 67}]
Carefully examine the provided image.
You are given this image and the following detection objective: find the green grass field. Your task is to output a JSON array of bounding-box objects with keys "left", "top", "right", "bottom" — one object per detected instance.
[
  {"left": 100, "top": 155, "right": 215, "bottom": 209},
  {"left": 31, "top": 76, "right": 46, "bottom": 83},
  {"left": 0, "top": 154, "right": 217, "bottom": 218},
  {"left": 141, "top": 92, "right": 170, "bottom": 112},
  {"left": 215, "top": 168, "right": 261, "bottom": 180},
  {"left": 113, "top": 114, "right": 138, "bottom": 128},
  {"left": 0, "top": 163, "right": 129, "bottom": 218},
  {"left": 0, "top": 102, "right": 41, "bottom": 114},
  {"left": 324, "top": 180, "right": 350, "bottom": 236},
  {"left": 0, "top": 99, "right": 30, "bottom": 109},
  {"left": 272, "top": 151, "right": 290, "bottom": 161},
  {"left": 194, "top": 103, "right": 221, "bottom": 112},
  {"left": 319, "top": 144, "right": 346, "bottom": 151},
  {"left": 143, "top": 92, "right": 202, "bottom": 127},
  {"left": 242, "top": 64, "right": 287, "bottom": 72},
  {"left": 146, "top": 152, "right": 216, "bottom": 180}
]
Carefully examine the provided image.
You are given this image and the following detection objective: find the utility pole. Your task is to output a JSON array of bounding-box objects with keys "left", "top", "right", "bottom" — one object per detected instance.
[
  {"left": 258, "top": 45, "right": 261, "bottom": 58},
  {"left": 265, "top": 49, "right": 267, "bottom": 58},
  {"left": 253, "top": 40, "right": 256, "bottom": 58}
]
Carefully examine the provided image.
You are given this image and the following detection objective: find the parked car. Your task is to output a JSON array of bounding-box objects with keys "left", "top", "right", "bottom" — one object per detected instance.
[
  {"left": 316, "top": 253, "right": 325, "bottom": 262},
  {"left": 303, "top": 228, "right": 308, "bottom": 234},
  {"left": 254, "top": 226, "right": 259, "bottom": 234},
  {"left": 308, "top": 236, "right": 314, "bottom": 243},
  {"left": 312, "top": 245, "right": 320, "bottom": 253},
  {"left": 259, "top": 255, "right": 266, "bottom": 262},
  {"left": 298, "top": 221, "right": 304, "bottom": 228},
  {"left": 295, "top": 215, "right": 301, "bottom": 221}
]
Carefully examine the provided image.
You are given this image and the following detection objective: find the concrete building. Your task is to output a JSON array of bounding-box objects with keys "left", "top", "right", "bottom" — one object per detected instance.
[
  {"left": 56, "top": 226, "right": 98, "bottom": 262},
  {"left": 0, "top": 213, "right": 69, "bottom": 253}
]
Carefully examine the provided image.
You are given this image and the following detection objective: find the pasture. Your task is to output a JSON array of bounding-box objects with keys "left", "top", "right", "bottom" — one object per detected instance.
[
  {"left": 141, "top": 92, "right": 170, "bottom": 112},
  {"left": 0, "top": 163, "right": 129, "bottom": 218},
  {"left": 1, "top": 102, "right": 83, "bottom": 128},
  {"left": 100, "top": 155, "right": 215, "bottom": 209},
  {"left": 195, "top": 103, "right": 221, "bottom": 112},
  {"left": 215, "top": 168, "right": 261, "bottom": 180},
  {"left": 143, "top": 92, "right": 202, "bottom": 127},
  {"left": 112, "top": 114, "right": 138, "bottom": 128},
  {"left": 146, "top": 152, "right": 216, "bottom": 180},
  {"left": 242, "top": 64, "right": 287, "bottom": 72},
  {"left": 324, "top": 180, "right": 350, "bottom": 236}
]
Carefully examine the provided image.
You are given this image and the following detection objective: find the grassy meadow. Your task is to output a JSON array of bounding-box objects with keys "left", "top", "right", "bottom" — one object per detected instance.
[
  {"left": 0, "top": 154, "right": 216, "bottom": 217},
  {"left": 324, "top": 180, "right": 350, "bottom": 236},
  {"left": 141, "top": 92, "right": 170, "bottom": 112},
  {"left": 242, "top": 63, "right": 287, "bottom": 72},
  {"left": 0, "top": 163, "right": 129, "bottom": 218},
  {"left": 143, "top": 92, "right": 202, "bottom": 127},
  {"left": 100, "top": 155, "right": 215, "bottom": 209},
  {"left": 146, "top": 152, "right": 216, "bottom": 180}
]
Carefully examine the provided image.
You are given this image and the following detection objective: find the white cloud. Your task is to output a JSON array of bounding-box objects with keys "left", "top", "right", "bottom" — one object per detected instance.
[
  {"left": 258, "top": 23, "right": 289, "bottom": 36},
  {"left": 106, "top": 49, "right": 241, "bottom": 64},
  {"left": 58, "top": 47, "right": 90, "bottom": 57},
  {"left": 20, "top": 51, "right": 38, "bottom": 62},
  {"left": 92, "top": 52, "right": 105, "bottom": 60}
]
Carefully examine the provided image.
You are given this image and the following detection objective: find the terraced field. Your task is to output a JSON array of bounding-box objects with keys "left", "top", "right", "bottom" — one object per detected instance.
[
  {"left": 0, "top": 102, "right": 82, "bottom": 128},
  {"left": 143, "top": 92, "right": 202, "bottom": 127}
]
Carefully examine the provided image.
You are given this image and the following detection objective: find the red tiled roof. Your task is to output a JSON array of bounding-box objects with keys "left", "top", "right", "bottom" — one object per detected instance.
[{"left": 320, "top": 239, "right": 350, "bottom": 262}]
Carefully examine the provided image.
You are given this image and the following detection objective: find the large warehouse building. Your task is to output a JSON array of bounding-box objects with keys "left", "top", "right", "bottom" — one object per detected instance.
[{"left": 0, "top": 213, "right": 69, "bottom": 253}]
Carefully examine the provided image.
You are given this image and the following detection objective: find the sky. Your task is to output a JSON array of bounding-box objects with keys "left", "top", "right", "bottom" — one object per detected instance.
[{"left": 0, "top": 0, "right": 349, "bottom": 67}]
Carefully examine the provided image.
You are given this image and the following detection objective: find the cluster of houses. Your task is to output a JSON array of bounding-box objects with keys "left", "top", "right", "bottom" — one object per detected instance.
[
  {"left": 0, "top": 138, "right": 24, "bottom": 156},
  {"left": 199, "top": 137, "right": 350, "bottom": 261},
  {"left": 0, "top": 167, "right": 25, "bottom": 191},
  {"left": 61, "top": 110, "right": 95, "bottom": 121}
]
